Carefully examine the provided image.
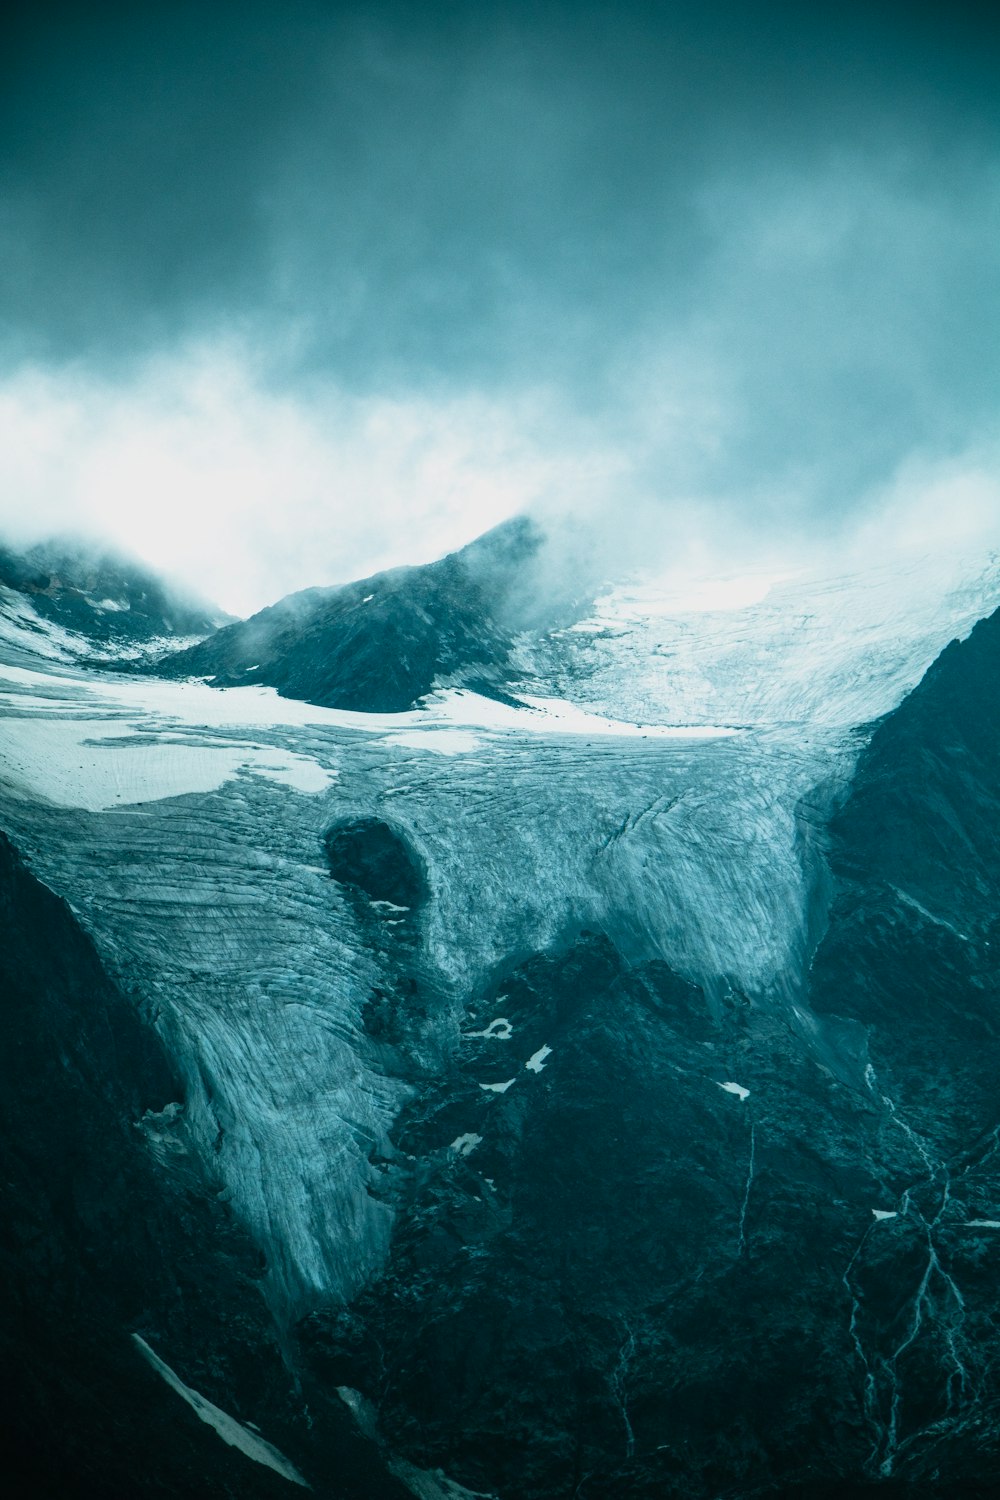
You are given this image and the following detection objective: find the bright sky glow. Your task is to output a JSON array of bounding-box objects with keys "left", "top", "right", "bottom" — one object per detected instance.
[
  {"left": 0, "top": 348, "right": 599, "bottom": 613},
  {"left": 2, "top": 4, "right": 999, "bottom": 615},
  {"left": 2, "top": 343, "right": 998, "bottom": 618}
]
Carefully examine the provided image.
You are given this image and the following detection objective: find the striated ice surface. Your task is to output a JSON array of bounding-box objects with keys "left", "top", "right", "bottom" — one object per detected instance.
[
  {"left": 2, "top": 548, "right": 999, "bottom": 1310},
  {"left": 522, "top": 548, "right": 1000, "bottom": 730}
]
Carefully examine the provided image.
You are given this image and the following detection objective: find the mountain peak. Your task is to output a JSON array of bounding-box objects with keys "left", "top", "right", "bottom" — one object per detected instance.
[{"left": 157, "top": 512, "right": 569, "bottom": 713}]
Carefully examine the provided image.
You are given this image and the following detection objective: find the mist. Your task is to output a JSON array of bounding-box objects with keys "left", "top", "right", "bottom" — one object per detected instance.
[{"left": 2, "top": 1, "right": 998, "bottom": 614}]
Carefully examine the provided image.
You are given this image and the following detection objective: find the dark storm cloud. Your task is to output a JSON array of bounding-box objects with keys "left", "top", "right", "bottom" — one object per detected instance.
[{"left": 2, "top": 0, "right": 999, "bottom": 558}]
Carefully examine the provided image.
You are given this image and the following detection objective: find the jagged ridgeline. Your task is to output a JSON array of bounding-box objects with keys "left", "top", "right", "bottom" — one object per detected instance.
[
  {"left": 157, "top": 516, "right": 581, "bottom": 712},
  {"left": 2, "top": 528, "right": 1000, "bottom": 1499}
]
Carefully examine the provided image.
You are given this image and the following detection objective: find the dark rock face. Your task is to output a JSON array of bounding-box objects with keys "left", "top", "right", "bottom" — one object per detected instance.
[
  {"left": 159, "top": 516, "right": 571, "bottom": 711},
  {"left": 301, "top": 935, "right": 884, "bottom": 1499},
  {"left": 0, "top": 537, "right": 223, "bottom": 648},
  {"left": 806, "top": 608, "right": 1000, "bottom": 1488},
  {"left": 324, "top": 818, "right": 428, "bottom": 911}
]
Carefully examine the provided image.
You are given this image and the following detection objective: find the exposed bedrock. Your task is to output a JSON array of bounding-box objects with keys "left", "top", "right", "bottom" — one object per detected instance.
[
  {"left": 5, "top": 579, "right": 1000, "bottom": 1495},
  {"left": 158, "top": 516, "right": 565, "bottom": 712},
  {"left": 298, "top": 932, "right": 883, "bottom": 1499},
  {"left": 324, "top": 816, "right": 429, "bottom": 914}
]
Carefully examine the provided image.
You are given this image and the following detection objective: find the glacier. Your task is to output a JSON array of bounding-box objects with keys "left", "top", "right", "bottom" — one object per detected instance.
[{"left": 1, "top": 544, "right": 999, "bottom": 1320}]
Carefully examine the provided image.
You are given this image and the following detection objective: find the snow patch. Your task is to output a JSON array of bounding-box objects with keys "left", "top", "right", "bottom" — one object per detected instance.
[
  {"left": 717, "top": 1081, "right": 750, "bottom": 1101},
  {"left": 525, "top": 1044, "right": 552, "bottom": 1073},
  {"left": 0, "top": 717, "right": 335, "bottom": 809},
  {"left": 253, "top": 753, "right": 336, "bottom": 795},
  {"left": 429, "top": 689, "right": 738, "bottom": 740},
  {"left": 337, "top": 1387, "right": 496, "bottom": 1498},
  {"left": 449, "top": 1133, "right": 483, "bottom": 1157},
  {"left": 391, "top": 1460, "right": 496, "bottom": 1500},
  {"left": 464, "top": 1017, "right": 513, "bottom": 1040},
  {"left": 132, "top": 1334, "right": 308, "bottom": 1486},
  {"left": 872, "top": 1210, "right": 898, "bottom": 1221},
  {"left": 382, "top": 729, "right": 484, "bottom": 756},
  {"left": 966, "top": 1219, "right": 1000, "bottom": 1229},
  {"left": 479, "top": 1079, "right": 516, "bottom": 1094},
  {"left": 336, "top": 1386, "right": 379, "bottom": 1440},
  {"left": 0, "top": 591, "right": 89, "bottom": 661},
  {"left": 892, "top": 886, "right": 970, "bottom": 941}
]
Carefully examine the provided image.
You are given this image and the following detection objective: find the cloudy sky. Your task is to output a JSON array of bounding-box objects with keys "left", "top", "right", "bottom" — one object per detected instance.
[{"left": 2, "top": 0, "right": 998, "bottom": 613}]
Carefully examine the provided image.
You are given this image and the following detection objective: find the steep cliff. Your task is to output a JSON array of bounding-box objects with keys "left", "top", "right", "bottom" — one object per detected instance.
[
  {"left": 0, "top": 827, "right": 426, "bottom": 1497},
  {"left": 313, "top": 605, "right": 1000, "bottom": 1498}
]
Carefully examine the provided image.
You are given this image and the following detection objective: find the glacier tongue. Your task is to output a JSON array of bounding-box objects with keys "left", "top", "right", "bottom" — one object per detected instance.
[{"left": 1, "top": 548, "right": 999, "bottom": 1309}]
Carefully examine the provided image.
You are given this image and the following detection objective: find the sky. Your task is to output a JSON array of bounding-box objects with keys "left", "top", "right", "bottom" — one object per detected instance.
[{"left": 1, "top": 0, "right": 998, "bottom": 614}]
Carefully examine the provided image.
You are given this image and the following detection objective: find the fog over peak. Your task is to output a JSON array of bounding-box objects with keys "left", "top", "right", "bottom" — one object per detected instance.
[{"left": 2, "top": 1, "right": 998, "bottom": 612}]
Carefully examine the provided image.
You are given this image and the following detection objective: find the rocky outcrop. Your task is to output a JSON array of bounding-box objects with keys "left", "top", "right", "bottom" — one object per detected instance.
[
  {"left": 298, "top": 933, "right": 876, "bottom": 1498},
  {"left": 807, "top": 607, "right": 1000, "bottom": 1487},
  {"left": 158, "top": 517, "right": 569, "bottom": 711}
]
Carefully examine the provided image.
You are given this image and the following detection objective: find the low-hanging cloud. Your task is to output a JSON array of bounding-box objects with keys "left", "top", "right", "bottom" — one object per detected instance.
[
  {"left": 1, "top": 1, "right": 998, "bottom": 611},
  {"left": 0, "top": 349, "right": 624, "bottom": 614}
]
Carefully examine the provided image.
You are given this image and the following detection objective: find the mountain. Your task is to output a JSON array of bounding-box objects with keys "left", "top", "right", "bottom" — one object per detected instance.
[
  {"left": 0, "top": 536, "right": 225, "bottom": 662},
  {"left": 157, "top": 516, "right": 572, "bottom": 712},
  {"left": 3, "top": 534, "right": 1000, "bottom": 1497}
]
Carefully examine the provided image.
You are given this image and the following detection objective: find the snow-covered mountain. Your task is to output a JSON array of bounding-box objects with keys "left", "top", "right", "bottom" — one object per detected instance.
[
  {"left": 3, "top": 527, "right": 1000, "bottom": 1498},
  {"left": 0, "top": 537, "right": 227, "bottom": 665}
]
